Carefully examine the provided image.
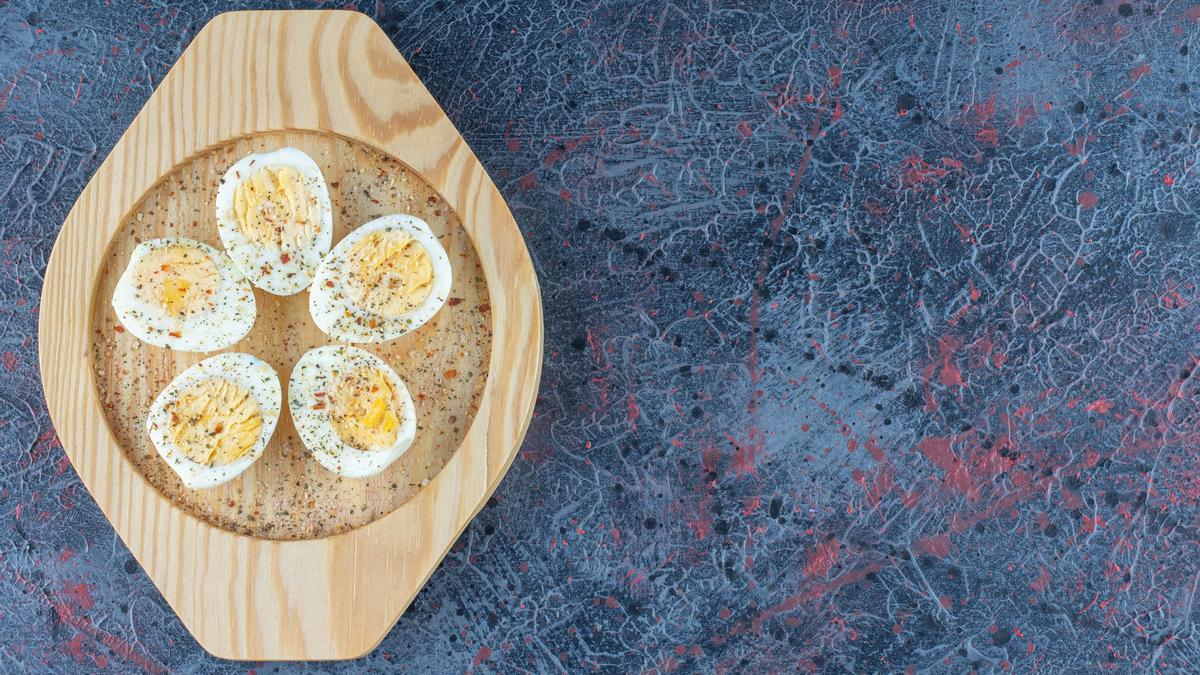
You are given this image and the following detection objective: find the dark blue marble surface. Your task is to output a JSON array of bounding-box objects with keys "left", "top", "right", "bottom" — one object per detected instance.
[{"left": 4, "top": 0, "right": 1200, "bottom": 671}]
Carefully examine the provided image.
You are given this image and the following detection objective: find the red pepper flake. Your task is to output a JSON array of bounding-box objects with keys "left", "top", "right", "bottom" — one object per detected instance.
[
  {"left": 444, "top": 369, "right": 458, "bottom": 379},
  {"left": 114, "top": 325, "right": 125, "bottom": 333},
  {"left": 312, "top": 401, "right": 326, "bottom": 410},
  {"left": 280, "top": 253, "right": 291, "bottom": 264},
  {"left": 477, "top": 303, "right": 491, "bottom": 313},
  {"left": 447, "top": 297, "right": 463, "bottom": 306},
  {"left": 168, "top": 330, "right": 182, "bottom": 338},
  {"left": 325, "top": 280, "right": 335, "bottom": 288},
  {"left": 314, "top": 391, "right": 326, "bottom": 397}
]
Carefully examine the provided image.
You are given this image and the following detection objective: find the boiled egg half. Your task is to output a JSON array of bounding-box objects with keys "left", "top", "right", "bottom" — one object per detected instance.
[
  {"left": 288, "top": 345, "right": 416, "bottom": 478},
  {"left": 112, "top": 237, "right": 255, "bottom": 352},
  {"left": 309, "top": 214, "right": 452, "bottom": 343},
  {"left": 215, "top": 147, "right": 333, "bottom": 295},
  {"left": 146, "top": 352, "right": 281, "bottom": 489}
]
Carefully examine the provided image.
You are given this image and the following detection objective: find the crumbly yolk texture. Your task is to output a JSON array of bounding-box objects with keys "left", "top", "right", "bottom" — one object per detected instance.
[
  {"left": 232, "top": 165, "right": 318, "bottom": 253},
  {"left": 167, "top": 378, "right": 263, "bottom": 466},
  {"left": 329, "top": 366, "right": 402, "bottom": 451},
  {"left": 345, "top": 230, "right": 434, "bottom": 319},
  {"left": 133, "top": 245, "right": 220, "bottom": 317}
]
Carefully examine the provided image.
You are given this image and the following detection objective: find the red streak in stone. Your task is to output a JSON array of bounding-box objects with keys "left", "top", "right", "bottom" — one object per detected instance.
[
  {"left": 922, "top": 335, "right": 964, "bottom": 411},
  {"left": 1078, "top": 191, "right": 1098, "bottom": 209},
  {"left": 970, "top": 94, "right": 997, "bottom": 123},
  {"left": 1128, "top": 63, "right": 1152, "bottom": 82},
  {"left": 917, "top": 429, "right": 1015, "bottom": 501},
  {"left": 952, "top": 220, "right": 973, "bottom": 243},
  {"left": 827, "top": 65, "right": 842, "bottom": 87},
  {"left": 917, "top": 436, "right": 955, "bottom": 471},
  {"left": 60, "top": 582, "right": 93, "bottom": 611},
  {"left": 949, "top": 481, "right": 1042, "bottom": 534},
  {"left": 0, "top": 68, "right": 26, "bottom": 114},
  {"left": 542, "top": 134, "right": 592, "bottom": 168},
  {"left": 896, "top": 154, "right": 954, "bottom": 190},
  {"left": 585, "top": 327, "right": 604, "bottom": 366},
  {"left": 625, "top": 393, "right": 640, "bottom": 430},
  {"left": 700, "top": 439, "right": 721, "bottom": 479},
  {"left": 685, "top": 441, "right": 720, "bottom": 540},
  {"left": 686, "top": 500, "right": 713, "bottom": 541},
  {"left": 1085, "top": 398, "right": 1114, "bottom": 414},
  {"left": 1014, "top": 101, "right": 1038, "bottom": 128},
  {"left": 9, "top": 568, "right": 166, "bottom": 673},
  {"left": 64, "top": 633, "right": 87, "bottom": 663},
  {"left": 1030, "top": 567, "right": 1051, "bottom": 593},
  {"left": 729, "top": 427, "right": 764, "bottom": 478},
  {"left": 915, "top": 533, "right": 951, "bottom": 558},
  {"left": 471, "top": 645, "right": 493, "bottom": 670},
  {"left": 804, "top": 538, "right": 839, "bottom": 577},
  {"left": 1065, "top": 134, "right": 1092, "bottom": 157},
  {"left": 748, "top": 561, "right": 885, "bottom": 633},
  {"left": 642, "top": 172, "right": 676, "bottom": 200},
  {"left": 1061, "top": 487, "right": 1082, "bottom": 510},
  {"left": 747, "top": 110, "right": 822, "bottom": 390},
  {"left": 865, "top": 436, "right": 886, "bottom": 463}
]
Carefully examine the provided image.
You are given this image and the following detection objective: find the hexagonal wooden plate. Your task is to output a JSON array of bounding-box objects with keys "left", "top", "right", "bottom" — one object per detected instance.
[{"left": 37, "top": 10, "right": 541, "bottom": 660}]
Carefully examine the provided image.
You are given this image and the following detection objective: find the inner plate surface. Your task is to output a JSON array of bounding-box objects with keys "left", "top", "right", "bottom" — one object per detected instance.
[{"left": 90, "top": 131, "right": 492, "bottom": 540}]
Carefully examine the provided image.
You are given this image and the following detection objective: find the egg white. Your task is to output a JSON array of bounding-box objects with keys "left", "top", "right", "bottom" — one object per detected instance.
[
  {"left": 111, "top": 237, "right": 256, "bottom": 352},
  {"left": 288, "top": 345, "right": 417, "bottom": 479},
  {"left": 146, "top": 352, "right": 281, "bottom": 489},
  {"left": 309, "top": 214, "right": 453, "bottom": 343},
  {"left": 214, "top": 147, "right": 333, "bottom": 295}
]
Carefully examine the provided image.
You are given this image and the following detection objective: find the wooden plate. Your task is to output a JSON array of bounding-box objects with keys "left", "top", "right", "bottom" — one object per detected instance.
[{"left": 37, "top": 10, "right": 542, "bottom": 661}]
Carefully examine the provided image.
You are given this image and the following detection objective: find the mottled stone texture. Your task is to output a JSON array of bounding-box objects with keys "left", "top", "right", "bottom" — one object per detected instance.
[{"left": 3, "top": 0, "right": 1200, "bottom": 672}]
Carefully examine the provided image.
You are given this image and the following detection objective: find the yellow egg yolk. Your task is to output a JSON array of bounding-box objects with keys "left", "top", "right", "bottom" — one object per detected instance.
[
  {"left": 132, "top": 245, "right": 220, "bottom": 317},
  {"left": 167, "top": 378, "right": 263, "bottom": 466},
  {"left": 329, "top": 366, "right": 402, "bottom": 451},
  {"left": 344, "top": 230, "right": 434, "bottom": 319},
  {"left": 232, "top": 165, "right": 318, "bottom": 254}
]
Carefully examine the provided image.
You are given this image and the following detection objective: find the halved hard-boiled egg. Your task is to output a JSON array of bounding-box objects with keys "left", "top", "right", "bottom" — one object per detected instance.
[
  {"left": 146, "top": 353, "right": 281, "bottom": 489},
  {"left": 288, "top": 345, "right": 417, "bottom": 478},
  {"left": 215, "top": 147, "right": 333, "bottom": 295},
  {"left": 112, "top": 237, "right": 256, "bottom": 352},
  {"left": 309, "top": 214, "right": 452, "bottom": 343}
]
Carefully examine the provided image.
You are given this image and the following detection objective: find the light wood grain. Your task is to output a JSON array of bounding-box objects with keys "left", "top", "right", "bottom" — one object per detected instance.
[
  {"left": 92, "top": 132, "right": 493, "bottom": 540},
  {"left": 38, "top": 10, "right": 541, "bottom": 660}
]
